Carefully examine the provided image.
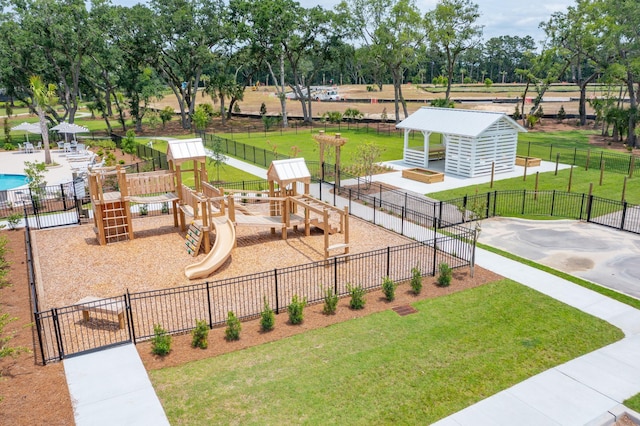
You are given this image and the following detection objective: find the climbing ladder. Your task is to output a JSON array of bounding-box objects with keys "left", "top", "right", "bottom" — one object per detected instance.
[{"left": 185, "top": 222, "right": 204, "bottom": 256}]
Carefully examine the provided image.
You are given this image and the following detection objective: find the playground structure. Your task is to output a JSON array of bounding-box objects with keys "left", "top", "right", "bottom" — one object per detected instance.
[{"left": 87, "top": 138, "right": 349, "bottom": 280}]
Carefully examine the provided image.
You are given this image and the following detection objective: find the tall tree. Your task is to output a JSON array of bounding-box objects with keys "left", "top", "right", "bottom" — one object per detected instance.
[
  {"left": 542, "top": 4, "right": 600, "bottom": 126},
  {"left": 11, "top": 0, "right": 102, "bottom": 123},
  {"left": 585, "top": 0, "right": 640, "bottom": 147},
  {"left": 111, "top": 5, "right": 165, "bottom": 132},
  {"left": 339, "top": 0, "right": 426, "bottom": 122},
  {"left": 426, "top": 0, "right": 483, "bottom": 101},
  {"left": 230, "top": 0, "right": 306, "bottom": 128},
  {"left": 151, "top": 0, "right": 227, "bottom": 130}
]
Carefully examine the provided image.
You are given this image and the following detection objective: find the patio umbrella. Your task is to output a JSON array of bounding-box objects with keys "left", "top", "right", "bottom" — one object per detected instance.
[
  {"left": 10, "top": 122, "right": 42, "bottom": 142},
  {"left": 51, "top": 122, "right": 89, "bottom": 142}
]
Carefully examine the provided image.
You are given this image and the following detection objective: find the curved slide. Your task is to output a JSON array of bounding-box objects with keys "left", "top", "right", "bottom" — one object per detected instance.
[{"left": 185, "top": 217, "right": 236, "bottom": 280}]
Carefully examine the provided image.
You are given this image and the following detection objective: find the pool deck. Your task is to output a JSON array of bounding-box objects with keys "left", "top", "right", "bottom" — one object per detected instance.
[{"left": 0, "top": 148, "right": 77, "bottom": 189}]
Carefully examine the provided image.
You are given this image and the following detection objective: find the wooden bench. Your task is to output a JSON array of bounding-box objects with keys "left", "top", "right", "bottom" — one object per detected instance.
[{"left": 75, "top": 296, "right": 126, "bottom": 329}]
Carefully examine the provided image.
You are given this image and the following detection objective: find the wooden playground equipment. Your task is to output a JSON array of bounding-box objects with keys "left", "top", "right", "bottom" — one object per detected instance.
[
  {"left": 313, "top": 130, "right": 347, "bottom": 187},
  {"left": 88, "top": 141, "right": 349, "bottom": 277},
  {"left": 89, "top": 138, "right": 208, "bottom": 246}
]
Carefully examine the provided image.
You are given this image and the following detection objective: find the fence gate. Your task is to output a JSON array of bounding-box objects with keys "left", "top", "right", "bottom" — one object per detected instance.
[
  {"left": 31, "top": 180, "right": 82, "bottom": 229},
  {"left": 35, "top": 295, "right": 132, "bottom": 363}
]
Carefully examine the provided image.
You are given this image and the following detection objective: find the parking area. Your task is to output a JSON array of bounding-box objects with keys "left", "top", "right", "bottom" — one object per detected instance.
[{"left": 478, "top": 217, "right": 640, "bottom": 299}]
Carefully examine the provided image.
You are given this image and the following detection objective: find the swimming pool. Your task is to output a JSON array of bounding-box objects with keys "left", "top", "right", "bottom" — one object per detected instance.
[{"left": 0, "top": 174, "right": 28, "bottom": 191}]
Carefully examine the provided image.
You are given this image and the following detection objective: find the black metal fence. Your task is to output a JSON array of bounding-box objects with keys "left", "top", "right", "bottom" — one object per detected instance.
[
  {"left": 1, "top": 181, "right": 82, "bottom": 228},
  {"left": 31, "top": 228, "right": 473, "bottom": 364}
]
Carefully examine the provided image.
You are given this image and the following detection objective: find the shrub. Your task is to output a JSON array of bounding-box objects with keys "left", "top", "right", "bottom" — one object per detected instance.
[
  {"left": 3, "top": 143, "right": 14, "bottom": 151},
  {"left": 160, "top": 106, "right": 174, "bottom": 128},
  {"left": 513, "top": 105, "right": 522, "bottom": 120},
  {"left": 437, "top": 262, "right": 452, "bottom": 287},
  {"left": 410, "top": 265, "right": 423, "bottom": 294},
  {"left": 347, "top": 283, "right": 366, "bottom": 310},
  {"left": 260, "top": 297, "right": 275, "bottom": 331},
  {"left": 322, "top": 286, "right": 339, "bottom": 315},
  {"left": 6, "top": 213, "right": 22, "bottom": 230},
  {"left": 151, "top": 324, "right": 171, "bottom": 356},
  {"left": 431, "top": 98, "right": 454, "bottom": 108},
  {"left": 366, "top": 85, "right": 377, "bottom": 92},
  {"left": 287, "top": 294, "right": 307, "bottom": 324},
  {"left": 225, "top": 311, "right": 241, "bottom": 341},
  {"left": 0, "top": 236, "right": 10, "bottom": 288},
  {"left": 381, "top": 276, "right": 397, "bottom": 301},
  {"left": 484, "top": 78, "right": 493, "bottom": 88},
  {"left": 191, "top": 319, "right": 209, "bottom": 349},
  {"left": 139, "top": 204, "right": 148, "bottom": 216},
  {"left": 557, "top": 105, "right": 566, "bottom": 121}
]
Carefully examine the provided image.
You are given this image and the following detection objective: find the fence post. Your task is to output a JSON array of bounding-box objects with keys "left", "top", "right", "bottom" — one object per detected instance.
[
  {"left": 619, "top": 201, "right": 628, "bottom": 230},
  {"left": 373, "top": 198, "right": 376, "bottom": 224},
  {"left": 485, "top": 192, "right": 490, "bottom": 218},
  {"left": 60, "top": 183, "right": 67, "bottom": 210},
  {"left": 493, "top": 190, "right": 498, "bottom": 216},
  {"left": 125, "top": 291, "right": 137, "bottom": 344},
  {"left": 521, "top": 189, "right": 527, "bottom": 215},
  {"left": 205, "top": 281, "right": 213, "bottom": 328},
  {"left": 432, "top": 236, "right": 438, "bottom": 276},
  {"left": 51, "top": 308, "right": 65, "bottom": 360},
  {"left": 274, "top": 269, "right": 279, "bottom": 314},
  {"left": 334, "top": 257, "right": 338, "bottom": 295},
  {"left": 386, "top": 246, "right": 391, "bottom": 277},
  {"left": 551, "top": 190, "right": 556, "bottom": 216},
  {"left": 401, "top": 206, "right": 405, "bottom": 236},
  {"left": 34, "top": 311, "right": 46, "bottom": 365},
  {"left": 584, "top": 194, "right": 590, "bottom": 221}
]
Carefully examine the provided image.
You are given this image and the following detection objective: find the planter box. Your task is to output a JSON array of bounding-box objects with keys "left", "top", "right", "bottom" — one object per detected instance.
[
  {"left": 515, "top": 156, "right": 541, "bottom": 167},
  {"left": 401, "top": 168, "right": 444, "bottom": 184}
]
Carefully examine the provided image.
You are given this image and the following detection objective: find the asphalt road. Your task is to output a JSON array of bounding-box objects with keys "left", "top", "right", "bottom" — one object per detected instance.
[{"left": 478, "top": 217, "right": 640, "bottom": 299}]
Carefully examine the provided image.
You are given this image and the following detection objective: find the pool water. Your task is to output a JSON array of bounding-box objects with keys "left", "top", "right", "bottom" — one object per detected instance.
[{"left": 0, "top": 174, "right": 28, "bottom": 190}]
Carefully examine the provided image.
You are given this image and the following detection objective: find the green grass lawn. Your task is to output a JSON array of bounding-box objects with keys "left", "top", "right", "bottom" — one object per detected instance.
[
  {"left": 150, "top": 280, "right": 622, "bottom": 425},
  {"left": 428, "top": 166, "right": 640, "bottom": 205},
  {"left": 214, "top": 125, "right": 410, "bottom": 165},
  {"left": 140, "top": 139, "right": 262, "bottom": 185}
]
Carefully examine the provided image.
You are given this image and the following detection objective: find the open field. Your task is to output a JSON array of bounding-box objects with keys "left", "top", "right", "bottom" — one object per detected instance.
[{"left": 149, "top": 83, "right": 599, "bottom": 121}]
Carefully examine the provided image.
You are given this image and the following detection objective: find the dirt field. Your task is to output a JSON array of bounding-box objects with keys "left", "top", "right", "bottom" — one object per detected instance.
[{"left": 149, "top": 83, "right": 594, "bottom": 122}]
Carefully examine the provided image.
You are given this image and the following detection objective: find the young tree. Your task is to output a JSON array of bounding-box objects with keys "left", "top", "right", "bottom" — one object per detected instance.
[{"left": 352, "top": 140, "right": 383, "bottom": 188}]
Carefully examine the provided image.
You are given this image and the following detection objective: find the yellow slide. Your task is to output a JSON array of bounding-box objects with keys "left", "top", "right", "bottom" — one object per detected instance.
[{"left": 184, "top": 217, "right": 236, "bottom": 280}]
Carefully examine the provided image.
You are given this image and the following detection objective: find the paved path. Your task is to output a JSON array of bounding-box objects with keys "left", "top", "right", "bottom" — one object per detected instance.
[{"left": 64, "top": 344, "right": 169, "bottom": 426}]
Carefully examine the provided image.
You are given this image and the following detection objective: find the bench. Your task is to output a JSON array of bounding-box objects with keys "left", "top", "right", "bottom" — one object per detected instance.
[{"left": 75, "top": 296, "right": 126, "bottom": 329}]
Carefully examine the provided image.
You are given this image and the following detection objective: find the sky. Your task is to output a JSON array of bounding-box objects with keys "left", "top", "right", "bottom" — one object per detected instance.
[{"left": 113, "top": 0, "right": 575, "bottom": 44}]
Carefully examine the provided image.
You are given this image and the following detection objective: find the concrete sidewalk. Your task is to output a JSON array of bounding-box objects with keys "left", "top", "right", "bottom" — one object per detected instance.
[{"left": 64, "top": 344, "right": 169, "bottom": 426}]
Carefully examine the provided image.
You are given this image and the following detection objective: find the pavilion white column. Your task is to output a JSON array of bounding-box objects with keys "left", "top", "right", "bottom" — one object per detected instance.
[{"left": 421, "top": 131, "right": 431, "bottom": 169}]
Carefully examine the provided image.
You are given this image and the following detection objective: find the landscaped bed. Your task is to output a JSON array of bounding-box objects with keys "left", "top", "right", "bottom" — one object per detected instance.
[
  {"left": 515, "top": 155, "right": 542, "bottom": 167},
  {"left": 402, "top": 167, "right": 445, "bottom": 183}
]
